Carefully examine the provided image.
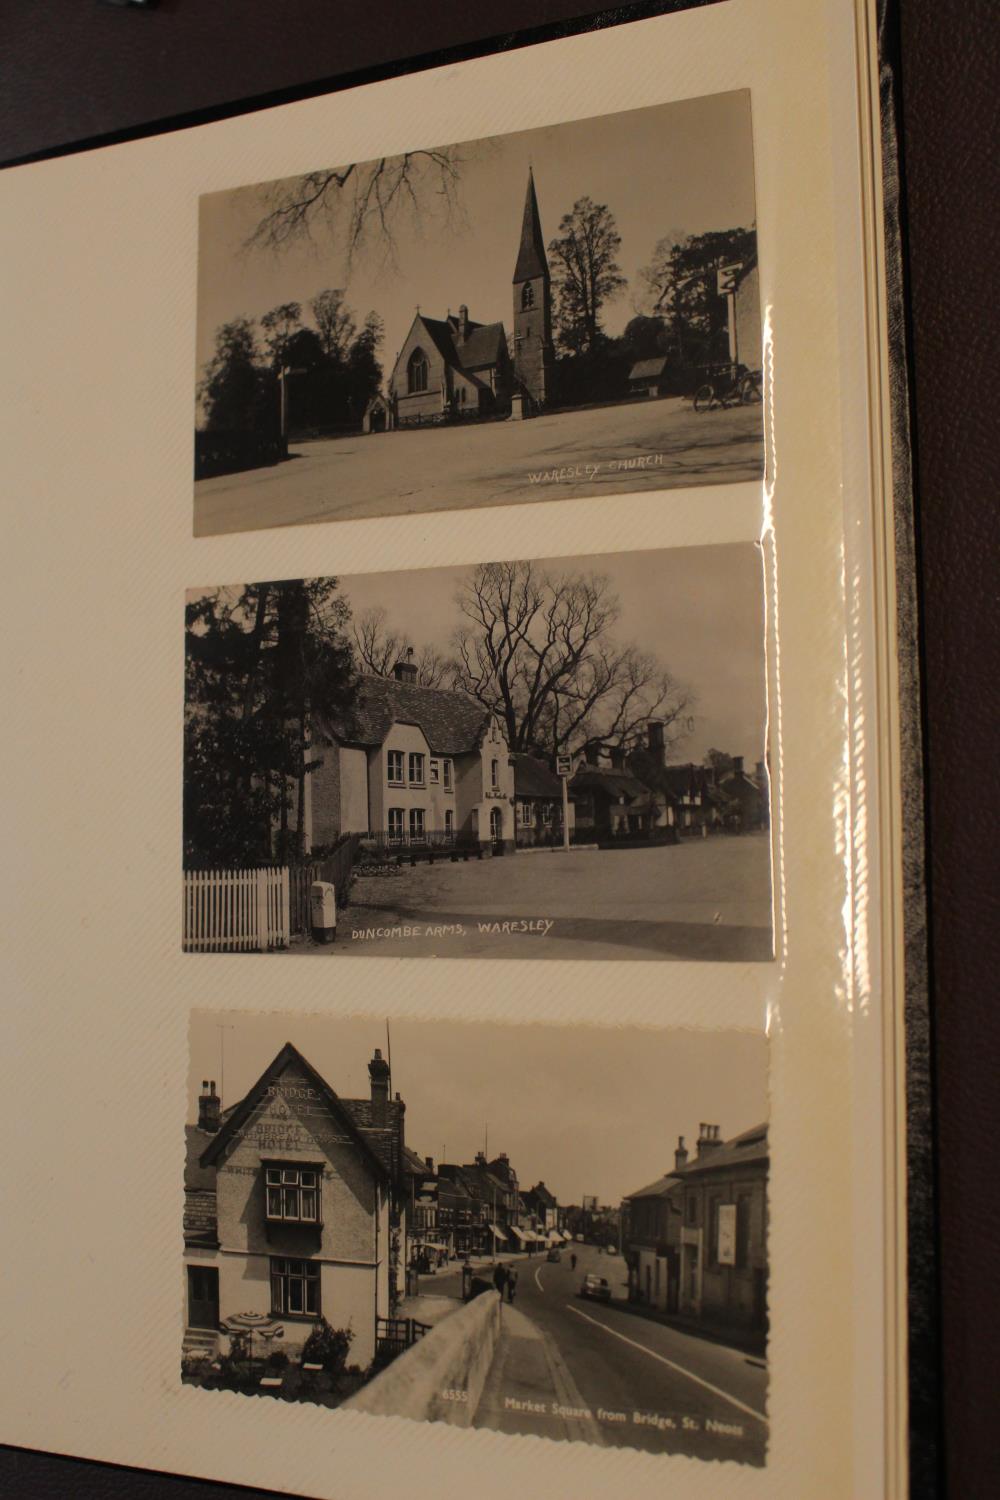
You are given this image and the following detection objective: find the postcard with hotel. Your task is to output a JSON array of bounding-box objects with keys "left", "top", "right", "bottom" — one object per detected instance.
[{"left": 2, "top": 3, "right": 921, "bottom": 1500}]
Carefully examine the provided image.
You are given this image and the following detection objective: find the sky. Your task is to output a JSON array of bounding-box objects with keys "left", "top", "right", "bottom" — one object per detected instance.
[
  {"left": 188, "top": 1010, "right": 768, "bottom": 1207},
  {"left": 195, "top": 90, "right": 756, "bottom": 390},
  {"left": 190, "top": 541, "right": 767, "bottom": 766}
]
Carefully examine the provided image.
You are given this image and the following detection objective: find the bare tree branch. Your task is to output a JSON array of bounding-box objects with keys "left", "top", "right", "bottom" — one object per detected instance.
[{"left": 244, "top": 149, "right": 468, "bottom": 269}]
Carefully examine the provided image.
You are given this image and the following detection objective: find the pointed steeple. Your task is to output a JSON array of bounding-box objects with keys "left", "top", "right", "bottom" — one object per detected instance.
[{"left": 513, "top": 169, "right": 549, "bottom": 284}]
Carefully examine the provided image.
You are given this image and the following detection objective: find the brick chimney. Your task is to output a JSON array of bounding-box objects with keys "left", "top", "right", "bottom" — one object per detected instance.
[
  {"left": 731, "top": 755, "right": 744, "bottom": 776},
  {"left": 198, "top": 1080, "right": 221, "bottom": 1133},
  {"left": 755, "top": 759, "right": 766, "bottom": 783},
  {"left": 458, "top": 304, "right": 469, "bottom": 340},
  {"left": 425, "top": 1156, "right": 434, "bottom": 1173},
  {"left": 647, "top": 720, "right": 666, "bottom": 765},
  {"left": 393, "top": 647, "right": 418, "bottom": 684},
  {"left": 583, "top": 742, "right": 600, "bottom": 765},
  {"left": 697, "top": 1123, "right": 723, "bottom": 1155},
  {"left": 674, "top": 1134, "right": 688, "bottom": 1172},
  {"left": 368, "top": 1047, "right": 390, "bottom": 1125}
]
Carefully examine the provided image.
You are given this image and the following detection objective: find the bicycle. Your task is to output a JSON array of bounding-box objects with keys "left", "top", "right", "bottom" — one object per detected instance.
[{"left": 692, "top": 363, "right": 762, "bottom": 412}]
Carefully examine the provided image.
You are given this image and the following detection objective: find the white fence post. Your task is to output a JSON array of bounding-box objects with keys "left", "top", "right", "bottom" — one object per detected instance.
[{"left": 183, "top": 867, "right": 290, "bottom": 953}]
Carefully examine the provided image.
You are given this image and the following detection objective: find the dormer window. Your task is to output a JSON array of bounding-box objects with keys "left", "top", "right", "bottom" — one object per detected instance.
[
  {"left": 521, "top": 282, "right": 534, "bottom": 310},
  {"left": 265, "top": 1165, "right": 321, "bottom": 1224}
]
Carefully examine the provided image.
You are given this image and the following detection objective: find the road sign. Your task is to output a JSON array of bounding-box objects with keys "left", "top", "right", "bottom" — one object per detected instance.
[
  {"left": 556, "top": 754, "right": 573, "bottom": 777},
  {"left": 716, "top": 264, "right": 741, "bottom": 296}
]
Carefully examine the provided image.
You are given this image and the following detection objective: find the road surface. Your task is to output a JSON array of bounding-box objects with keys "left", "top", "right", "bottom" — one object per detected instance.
[
  {"left": 294, "top": 834, "right": 773, "bottom": 961},
  {"left": 422, "top": 1244, "right": 767, "bottom": 1464},
  {"left": 193, "top": 398, "right": 764, "bottom": 536}
]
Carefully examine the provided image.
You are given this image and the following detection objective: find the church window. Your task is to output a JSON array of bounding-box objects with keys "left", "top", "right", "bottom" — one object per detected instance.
[
  {"left": 407, "top": 348, "right": 429, "bottom": 394},
  {"left": 521, "top": 282, "right": 535, "bottom": 310}
]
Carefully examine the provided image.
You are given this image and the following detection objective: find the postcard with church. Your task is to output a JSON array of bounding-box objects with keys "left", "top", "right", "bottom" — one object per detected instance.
[
  {"left": 182, "top": 542, "right": 772, "bottom": 962},
  {"left": 192, "top": 91, "right": 762, "bottom": 537}
]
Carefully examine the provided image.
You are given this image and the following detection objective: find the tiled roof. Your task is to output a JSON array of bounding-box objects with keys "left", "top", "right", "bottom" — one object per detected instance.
[
  {"left": 623, "top": 1172, "right": 681, "bottom": 1201},
  {"left": 570, "top": 767, "right": 653, "bottom": 803},
  {"left": 416, "top": 315, "right": 507, "bottom": 376},
  {"left": 200, "top": 1042, "right": 393, "bottom": 1184},
  {"left": 675, "top": 1123, "right": 769, "bottom": 1177},
  {"left": 513, "top": 753, "right": 563, "bottom": 798},
  {"left": 184, "top": 1125, "right": 219, "bottom": 1246},
  {"left": 318, "top": 673, "right": 494, "bottom": 756},
  {"left": 341, "top": 1096, "right": 406, "bottom": 1179},
  {"left": 513, "top": 170, "right": 549, "bottom": 284},
  {"left": 629, "top": 357, "right": 670, "bottom": 380}
]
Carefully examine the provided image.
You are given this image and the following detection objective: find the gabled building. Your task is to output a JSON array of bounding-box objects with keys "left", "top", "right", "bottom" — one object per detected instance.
[
  {"left": 387, "top": 306, "right": 513, "bottom": 426},
  {"left": 370, "top": 170, "right": 554, "bottom": 429},
  {"left": 512, "top": 752, "right": 570, "bottom": 846},
  {"left": 569, "top": 745, "right": 665, "bottom": 841},
  {"left": 624, "top": 1122, "right": 769, "bottom": 1336},
  {"left": 182, "top": 1043, "right": 407, "bottom": 1368},
  {"left": 523, "top": 1180, "right": 559, "bottom": 1234},
  {"left": 307, "top": 657, "right": 515, "bottom": 852}
]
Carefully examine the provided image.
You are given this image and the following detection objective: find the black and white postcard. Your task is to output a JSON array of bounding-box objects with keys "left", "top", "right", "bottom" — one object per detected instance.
[
  {"left": 184, "top": 1011, "right": 768, "bottom": 1465},
  {"left": 183, "top": 543, "right": 772, "bottom": 961},
  {"left": 193, "top": 93, "right": 762, "bottom": 536}
]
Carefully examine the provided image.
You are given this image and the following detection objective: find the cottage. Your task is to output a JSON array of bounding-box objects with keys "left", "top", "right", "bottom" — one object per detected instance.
[
  {"left": 569, "top": 745, "right": 666, "bottom": 841},
  {"left": 512, "top": 752, "right": 570, "bottom": 846},
  {"left": 628, "top": 356, "right": 673, "bottom": 399},
  {"left": 183, "top": 1044, "right": 408, "bottom": 1369},
  {"left": 307, "top": 656, "right": 516, "bottom": 853}
]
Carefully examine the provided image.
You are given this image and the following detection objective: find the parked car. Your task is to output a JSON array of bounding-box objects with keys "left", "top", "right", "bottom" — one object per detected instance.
[
  {"left": 546, "top": 1247, "right": 562, "bottom": 1263},
  {"left": 579, "top": 1274, "right": 612, "bottom": 1303}
]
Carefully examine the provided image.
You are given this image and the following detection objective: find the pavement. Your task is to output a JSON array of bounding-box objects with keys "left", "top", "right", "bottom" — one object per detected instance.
[
  {"left": 290, "top": 835, "right": 773, "bottom": 961},
  {"left": 193, "top": 398, "right": 764, "bottom": 536},
  {"left": 419, "top": 1244, "right": 767, "bottom": 1463}
]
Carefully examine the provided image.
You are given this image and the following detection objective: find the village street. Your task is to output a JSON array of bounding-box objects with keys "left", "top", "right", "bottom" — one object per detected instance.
[
  {"left": 415, "top": 1242, "right": 767, "bottom": 1463},
  {"left": 295, "top": 834, "right": 772, "bottom": 961},
  {"left": 193, "top": 398, "right": 764, "bottom": 535}
]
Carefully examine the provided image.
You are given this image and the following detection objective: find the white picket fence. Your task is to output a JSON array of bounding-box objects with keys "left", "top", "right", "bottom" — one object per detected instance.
[{"left": 183, "top": 867, "right": 290, "bottom": 953}]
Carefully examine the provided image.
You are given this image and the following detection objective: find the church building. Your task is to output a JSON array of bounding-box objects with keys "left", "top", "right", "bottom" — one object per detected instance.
[{"left": 378, "top": 170, "right": 554, "bottom": 427}]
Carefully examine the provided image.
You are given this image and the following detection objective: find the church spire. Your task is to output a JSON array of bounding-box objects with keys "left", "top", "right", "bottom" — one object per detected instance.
[{"left": 513, "top": 169, "right": 549, "bottom": 284}]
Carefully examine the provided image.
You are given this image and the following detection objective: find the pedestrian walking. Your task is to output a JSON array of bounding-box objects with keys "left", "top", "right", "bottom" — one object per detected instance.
[
  {"left": 506, "top": 1269, "right": 518, "bottom": 1304},
  {"left": 493, "top": 1263, "right": 508, "bottom": 1297},
  {"left": 570, "top": 1252, "right": 577, "bottom": 1271}
]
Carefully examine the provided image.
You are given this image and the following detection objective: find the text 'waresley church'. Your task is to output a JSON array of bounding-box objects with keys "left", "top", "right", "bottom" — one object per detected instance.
[{"left": 364, "top": 171, "right": 553, "bottom": 432}]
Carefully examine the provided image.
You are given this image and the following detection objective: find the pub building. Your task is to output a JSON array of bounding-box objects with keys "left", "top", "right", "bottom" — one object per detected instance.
[{"left": 183, "top": 1043, "right": 407, "bottom": 1368}]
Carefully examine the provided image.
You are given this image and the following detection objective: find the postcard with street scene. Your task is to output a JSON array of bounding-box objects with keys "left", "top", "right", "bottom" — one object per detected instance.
[
  {"left": 193, "top": 92, "right": 762, "bottom": 536},
  {"left": 183, "top": 1011, "right": 769, "bottom": 1465},
  {"left": 183, "top": 543, "right": 772, "bottom": 961}
]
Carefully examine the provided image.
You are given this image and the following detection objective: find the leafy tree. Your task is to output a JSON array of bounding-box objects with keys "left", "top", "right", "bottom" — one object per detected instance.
[
  {"left": 198, "top": 317, "right": 273, "bottom": 433},
  {"left": 184, "top": 580, "right": 357, "bottom": 865},
  {"left": 451, "top": 561, "right": 692, "bottom": 755},
  {"left": 310, "top": 289, "right": 357, "bottom": 360},
  {"left": 344, "top": 311, "right": 385, "bottom": 421},
  {"left": 260, "top": 301, "right": 303, "bottom": 369},
  {"left": 637, "top": 227, "right": 757, "bottom": 363},
  {"left": 548, "top": 197, "right": 626, "bottom": 354},
  {"left": 704, "top": 748, "right": 735, "bottom": 775}
]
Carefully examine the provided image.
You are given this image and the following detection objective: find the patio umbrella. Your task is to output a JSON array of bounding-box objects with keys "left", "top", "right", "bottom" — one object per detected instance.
[{"left": 221, "top": 1313, "right": 284, "bottom": 1381}]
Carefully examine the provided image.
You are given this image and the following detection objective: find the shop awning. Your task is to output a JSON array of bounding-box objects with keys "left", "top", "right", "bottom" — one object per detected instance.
[
  {"left": 508, "top": 1226, "right": 528, "bottom": 1242},
  {"left": 488, "top": 1223, "right": 506, "bottom": 1239}
]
